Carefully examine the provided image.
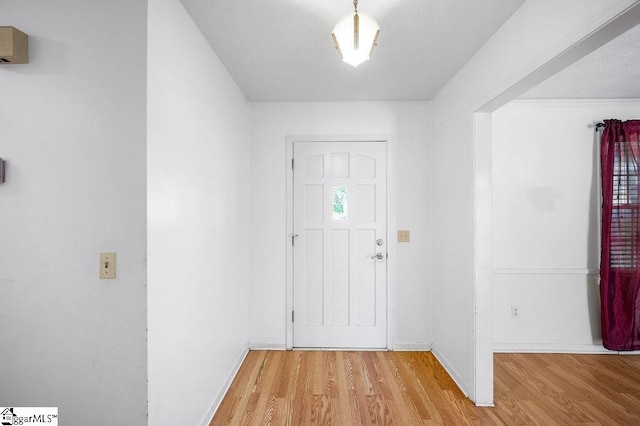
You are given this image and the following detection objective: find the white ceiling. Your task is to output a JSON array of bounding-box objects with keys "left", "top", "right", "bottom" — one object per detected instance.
[
  {"left": 521, "top": 23, "right": 640, "bottom": 99},
  {"left": 179, "top": 0, "right": 525, "bottom": 101}
]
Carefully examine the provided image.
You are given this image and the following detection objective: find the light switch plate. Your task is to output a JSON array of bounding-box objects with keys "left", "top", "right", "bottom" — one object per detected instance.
[
  {"left": 398, "top": 230, "right": 410, "bottom": 243},
  {"left": 99, "top": 252, "right": 116, "bottom": 279}
]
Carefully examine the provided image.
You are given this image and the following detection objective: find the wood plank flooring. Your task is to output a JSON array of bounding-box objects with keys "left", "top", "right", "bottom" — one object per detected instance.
[{"left": 211, "top": 351, "right": 640, "bottom": 425}]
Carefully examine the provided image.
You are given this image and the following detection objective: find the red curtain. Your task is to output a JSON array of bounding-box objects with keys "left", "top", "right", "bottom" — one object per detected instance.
[{"left": 600, "top": 119, "right": 640, "bottom": 351}]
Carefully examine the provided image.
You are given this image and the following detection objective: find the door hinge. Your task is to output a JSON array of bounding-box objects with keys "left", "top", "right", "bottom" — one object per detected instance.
[
  {"left": 292, "top": 310, "right": 295, "bottom": 322},
  {"left": 291, "top": 158, "right": 294, "bottom": 170}
]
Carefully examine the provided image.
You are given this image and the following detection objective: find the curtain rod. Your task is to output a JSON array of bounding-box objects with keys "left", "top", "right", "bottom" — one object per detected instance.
[{"left": 595, "top": 122, "right": 605, "bottom": 130}]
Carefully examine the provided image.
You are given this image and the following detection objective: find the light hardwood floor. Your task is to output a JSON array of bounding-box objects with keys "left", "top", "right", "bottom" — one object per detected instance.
[{"left": 211, "top": 350, "right": 640, "bottom": 425}]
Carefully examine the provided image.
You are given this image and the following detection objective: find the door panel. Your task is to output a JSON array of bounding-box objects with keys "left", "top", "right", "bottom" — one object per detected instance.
[{"left": 293, "top": 141, "right": 387, "bottom": 348}]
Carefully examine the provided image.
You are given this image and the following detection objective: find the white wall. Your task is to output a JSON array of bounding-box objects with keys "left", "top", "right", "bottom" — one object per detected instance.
[
  {"left": 492, "top": 99, "right": 640, "bottom": 351},
  {"left": 249, "top": 102, "right": 433, "bottom": 350},
  {"left": 147, "top": 0, "right": 251, "bottom": 424},
  {"left": 431, "top": 0, "right": 639, "bottom": 403},
  {"left": 0, "top": 1, "right": 147, "bottom": 424}
]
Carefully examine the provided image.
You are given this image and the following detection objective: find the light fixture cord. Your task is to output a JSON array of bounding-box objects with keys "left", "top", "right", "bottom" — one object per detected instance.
[{"left": 353, "top": 0, "right": 358, "bottom": 13}]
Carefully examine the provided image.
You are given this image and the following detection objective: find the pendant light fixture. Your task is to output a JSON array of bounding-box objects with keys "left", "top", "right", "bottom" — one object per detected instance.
[{"left": 332, "top": 0, "right": 380, "bottom": 67}]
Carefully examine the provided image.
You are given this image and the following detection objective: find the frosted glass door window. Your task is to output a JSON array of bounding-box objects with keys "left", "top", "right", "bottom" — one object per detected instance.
[{"left": 333, "top": 186, "right": 348, "bottom": 220}]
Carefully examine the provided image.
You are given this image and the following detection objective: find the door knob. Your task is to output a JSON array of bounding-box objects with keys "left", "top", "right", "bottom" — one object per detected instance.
[{"left": 371, "top": 252, "right": 384, "bottom": 260}]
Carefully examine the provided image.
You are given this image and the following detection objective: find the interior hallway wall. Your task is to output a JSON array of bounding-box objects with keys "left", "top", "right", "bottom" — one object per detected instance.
[
  {"left": 492, "top": 99, "right": 640, "bottom": 352},
  {"left": 147, "top": 0, "right": 251, "bottom": 424},
  {"left": 0, "top": 1, "right": 148, "bottom": 424},
  {"left": 248, "top": 101, "right": 433, "bottom": 350}
]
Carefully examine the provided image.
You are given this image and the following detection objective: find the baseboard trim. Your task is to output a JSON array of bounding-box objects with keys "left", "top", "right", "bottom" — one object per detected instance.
[
  {"left": 393, "top": 342, "right": 432, "bottom": 351},
  {"left": 200, "top": 346, "right": 250, "bottom": 426},
  {"left": 494, "top": 343, "right": 612, "bottom": 354},
  {"left": 619, "top": 350, "right": 640, "bottom": 355},
  {"left": 475, "top": 402, "right": 495, "bottom": 408},
  {"left": 431, "top": 347, "right": 472, "bottom": 400},
  {"left": 493, "top": 268, "right": 599, "bottom": 275},
  {"left": 247, "top": 342, "right": 287, "bottom": 350},
  {"left": 294, "top": 347, "right": 386, "bottom": 351}
]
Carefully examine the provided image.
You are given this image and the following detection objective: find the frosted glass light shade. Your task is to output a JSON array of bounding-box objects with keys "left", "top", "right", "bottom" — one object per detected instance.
[{"left": 332, "top": 12, "right": 380, "bottom": 67}]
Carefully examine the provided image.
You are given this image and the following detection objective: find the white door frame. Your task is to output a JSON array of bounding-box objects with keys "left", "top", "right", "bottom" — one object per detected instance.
[{"left": 285, "top": 134, "right": 396, "bottom": 350}]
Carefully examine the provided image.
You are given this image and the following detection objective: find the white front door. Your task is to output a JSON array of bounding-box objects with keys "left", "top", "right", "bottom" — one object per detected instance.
[{"left": 292, "top": 141, "right": 387, "bottom": 348}]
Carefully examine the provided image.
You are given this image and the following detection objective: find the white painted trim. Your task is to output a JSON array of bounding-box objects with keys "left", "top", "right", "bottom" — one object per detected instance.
[
  {"left": 200, "top": 346, "right": 250, "bottom": 426},
  {"left": 431, "top": 347, "right": 472, "bottom": 399},
  {"left": 493, "top": 268, "right": 599, "bottom": 275},
  {"left": 502, "top": 98, "right": 640, "bottom": 109},
  {"left": 473, "top": 112, "right": 494, "bottom": 406},
  {"left": 494, "top": 343, "right": 612, "bottom": 354},
  {"left": 286, "top": 138, "right": 294, "bottom": 350},
  {"left": 295, "top": 347, "right": 387, "bottom": 351},
  {"left": 247, "top": 342, "right": 288, "bottom": 350},
  {"left": 285, "top": 134, "right": 396, "bottom": 350},
  {"left": 393, "top": 343, "right": 432, "bottom": 351},
  {"left": 495, "top": 344, "right": 640, "bottom": 355},
  {"left": 386, "top": 135, "right": 397, "bottom": 353}
]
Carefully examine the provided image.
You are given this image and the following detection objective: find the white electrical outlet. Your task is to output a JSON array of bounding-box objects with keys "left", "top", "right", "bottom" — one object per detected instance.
[
  {"left": 511, "top": 305, "right": 519, "bottom": 318},
  {"left": 99, "top": 252, "right": 116, "bottom": 279}
]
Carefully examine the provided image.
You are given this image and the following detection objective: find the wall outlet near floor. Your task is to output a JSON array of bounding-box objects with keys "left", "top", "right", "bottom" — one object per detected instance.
[
  {"left": 397, "top": 230, "right": 410, "bottom": 243},
  {"left": 511, "top": 305, "right": 519, "bottom": 318},
  {"left": 99, "top": 252, "right": 116, "bottom": 279}
]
